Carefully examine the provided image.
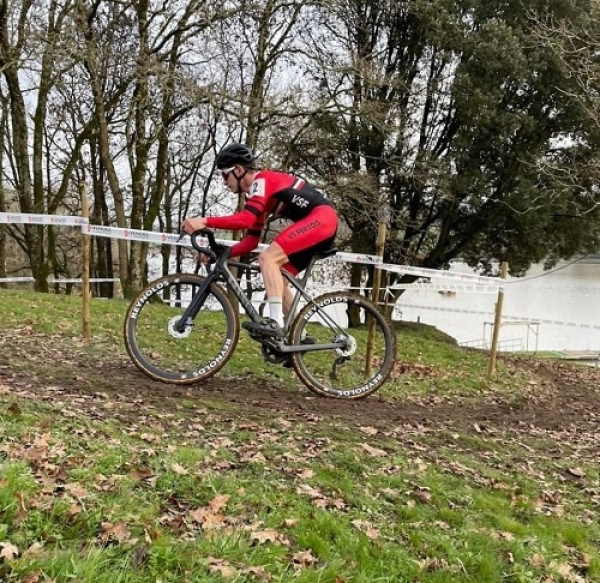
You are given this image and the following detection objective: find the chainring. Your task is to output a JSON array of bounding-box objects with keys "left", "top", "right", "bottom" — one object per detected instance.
[{"left": 261, "top": 345, "right": 287, "bottom": 364}]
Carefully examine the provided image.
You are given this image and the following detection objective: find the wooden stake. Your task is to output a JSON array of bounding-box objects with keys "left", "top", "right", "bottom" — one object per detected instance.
[
  {"left": 80, "top": 182, "right": 91, "bottom": 341},
  {"left": 365, "top": 216, "right": 388, "bottom": 376},
  {"left": 487, "top": 261, "right": 509, "bottom": 379}
]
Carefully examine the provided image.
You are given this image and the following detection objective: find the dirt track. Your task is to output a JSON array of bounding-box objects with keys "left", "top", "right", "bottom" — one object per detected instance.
[{"left": 1, "top": 329, "right": 599, "bottom": 442}]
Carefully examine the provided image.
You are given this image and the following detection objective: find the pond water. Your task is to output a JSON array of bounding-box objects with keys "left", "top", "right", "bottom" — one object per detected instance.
[{"left": 397, "top": 260, "right": 600, "bottom": 353}]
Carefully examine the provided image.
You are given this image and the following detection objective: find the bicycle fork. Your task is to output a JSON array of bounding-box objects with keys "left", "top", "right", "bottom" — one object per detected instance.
[{"left": 174, "top": 273, "right": 215, "bottom": 334}]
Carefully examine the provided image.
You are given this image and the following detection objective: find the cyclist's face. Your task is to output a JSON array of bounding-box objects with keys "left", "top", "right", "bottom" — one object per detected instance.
[
  {"left": 220, "top": 166, "right": 235, "bottom": 182},
  {"left": 222, "top": 165, "right": 255, "bottom": 194},
  {"left": 221, "top": 165, "right": 243, "bottom": 193}
]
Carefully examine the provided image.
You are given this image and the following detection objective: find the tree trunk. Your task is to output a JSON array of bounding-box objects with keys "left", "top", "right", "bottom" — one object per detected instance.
[{"left": 0, "top": 96, "right": 6, "bottom": 287}]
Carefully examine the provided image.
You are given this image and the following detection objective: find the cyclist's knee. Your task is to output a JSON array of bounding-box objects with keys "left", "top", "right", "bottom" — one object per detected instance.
[{"left": 259, "top": 245, "right": 288, "bottom": 268}]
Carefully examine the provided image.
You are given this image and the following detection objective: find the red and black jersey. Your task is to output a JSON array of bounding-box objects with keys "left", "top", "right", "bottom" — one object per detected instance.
[
  {"left": 205, "top": 170, "right": 335, "bottom": 260},
  {"left": 247, "top": 170, "right": 333, "bottom": 222},
  {"left": 206, "top": 170, "right": 333, "bottom": 231}
]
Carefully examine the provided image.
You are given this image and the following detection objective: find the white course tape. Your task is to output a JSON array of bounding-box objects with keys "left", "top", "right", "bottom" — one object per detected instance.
[
  {"left": 399, "top": 303, "right": 491, "bottom": 317},
  {"left": 0, "top": 212, "right": 511, "bottom": 272},
  {"left": 400, "top": 302, "right": 600, "bottom": 331},
  {"left": 381, "top": 263, "right": 501, "bottom": 285},
  {"left": 307, "top": 283, "right": 500, "bottom": 295},
  {"left": 389, "top": 282, "right": 501, "bottom": 293},
  {"left": 0, "top": 212, "right": 88, "bottom": 226},
  {"left": 329, "top": 251, "right": 382, "bottom": 265},
  {"left": 84, "top": 224, "right": 195, "bottom": 246},
  {"left": 48, "top": 278, "right": 120, "bottom": 284},
  {"left": 2, "top": 212, "right": 385, "bottom": 265},
  {"left": 0, "top": 277, "right": 120, "bottom": 283},
  {"left": 81, "top": 225, "right": 382, "bottom": 265}
]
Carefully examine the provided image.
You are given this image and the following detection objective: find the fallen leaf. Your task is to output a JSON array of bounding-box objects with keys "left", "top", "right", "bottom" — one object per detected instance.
[
  {"left": 412, "top": 488, "right": 432, "bottom": 504},
  {"left": 171, "top": 463, "right": 188, "bottom": 475},
  {"left": 129, "top": 467, "right": 153, "bottom": 480},
  {"left": 351, "top": 520, "right": 380, "bottom": 539},
  {"left": 359, "top": 443, "right": 387, "bottom": 457},
  {"left": 242, "top": 565, "right": 272, "bottom": 581},
  {"left": 207, "top": 556, "right": 238, "bottom": 578},
  {"left": 101, "top": 522, "right": 131, "bottom": 543},
  {"left": 359, "top": 426, "right": 378, "bottom": 436},
  {"left": 139, "top": 433, "right": 162, "bottom": 444},
  {"left": 64, "top": 483, "right": 88, "bottom": 499},
  {"left": 297, "top": 469, "right": 315, "bottom": 479},
  {"left": 0, "top": 541, "right": 19, "bottom": 561},
  {"left": 530, "top": 553, "right": 545, "bottom": 567},
  {"left": 131, "top": 544, "right": 149, "bottom": 569},
  {"left": 296, "top": 484, "right": 322, "bottom": 498},
  {"left": 23, "top": 542, "right": 44, "bottom": 557},
  {"left": 292, "top": 549, "right": 318, "bottom": 569},
  {"left": 209, "top": 564, "right": 238, "bottom": 578},
  {"left": 250, "top": 529, "right": 290, "bottom": 546},
  {"left": 208, "top": 494, "right": 230, "bottom": 513}
]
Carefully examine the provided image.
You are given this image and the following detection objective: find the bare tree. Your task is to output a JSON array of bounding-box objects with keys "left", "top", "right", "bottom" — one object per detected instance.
[
  {"left": 209, "top": 0, "right": 310, "bottom": 200},
  {"left": 0, "top": 0, "right": 80, "bottom": 291},
  {"left": 0, "top": 90, "right": 6, "bottom": 285},
  {"left": 74, "top": 0, "right": 231, "bottom": 296}
]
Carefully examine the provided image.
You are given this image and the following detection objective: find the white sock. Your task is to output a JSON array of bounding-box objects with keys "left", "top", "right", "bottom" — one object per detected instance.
[{"left": 268, "top": 297, "right": 284, "bottom": 327}]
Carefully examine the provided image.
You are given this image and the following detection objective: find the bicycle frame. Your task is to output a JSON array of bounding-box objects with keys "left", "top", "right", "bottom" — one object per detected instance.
[
  {"left": 174, "top": 248, "right": 248, "bottom": 328},
  {"left": 177, "top": 232, "right": 346, "bottom": 355},
  {"left": 229, "top": 258, "right": 314, "bottom": 330}
]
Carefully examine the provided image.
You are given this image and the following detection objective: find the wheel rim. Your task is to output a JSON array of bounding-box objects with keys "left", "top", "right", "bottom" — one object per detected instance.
[
  {"left": 291, "top": 293, "right": 395, "bottom": 398},
  {"left": 125, "top": 276, "right": 236, "bottom": 382}
]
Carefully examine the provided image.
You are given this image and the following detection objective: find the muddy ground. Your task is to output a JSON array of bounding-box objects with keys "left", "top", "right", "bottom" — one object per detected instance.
[{"left": 1, "top": 329, "right": 599, "bottom": 444}]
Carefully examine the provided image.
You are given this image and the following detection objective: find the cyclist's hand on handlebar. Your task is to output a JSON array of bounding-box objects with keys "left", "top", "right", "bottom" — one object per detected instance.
[{"left": 180, "top": 217, "right": 208, "bottom": 235}]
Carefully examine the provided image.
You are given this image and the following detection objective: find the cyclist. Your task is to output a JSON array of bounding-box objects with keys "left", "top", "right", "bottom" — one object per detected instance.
[{"left": 181, "top": 143, "right": 338, "bottom": 339}]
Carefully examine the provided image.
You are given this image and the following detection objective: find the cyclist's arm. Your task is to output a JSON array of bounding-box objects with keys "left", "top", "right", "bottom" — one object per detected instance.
[
  {"left": 205, "top": 209, "right": 255, "bottom": 230},
  {"left": 229, "top": 231, "right": 261, "bottom": 257},
  {"left": 205, "top": 198, "right": 266, "bottom": 231}
]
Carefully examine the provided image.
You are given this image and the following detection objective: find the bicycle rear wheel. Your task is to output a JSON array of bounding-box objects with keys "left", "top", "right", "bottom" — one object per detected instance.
[
  {"left": 289, "top": 291, "right": 396, "bottom": 399},
  {"left": 124, "top": 274, "right": 239, "bottom": 384}
]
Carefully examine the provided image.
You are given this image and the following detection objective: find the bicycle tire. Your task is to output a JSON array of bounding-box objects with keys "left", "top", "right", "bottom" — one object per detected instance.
[
  {"left": 124, "top": 274, "right": 239, "bottom": 384},
  {"left": 289, "top": 291, "right": 396, "bottom": 399}
]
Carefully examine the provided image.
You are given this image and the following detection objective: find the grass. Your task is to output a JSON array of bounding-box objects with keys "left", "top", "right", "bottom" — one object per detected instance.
[{"left": 0, "top": 288, "right": 599, "bottom": 582}]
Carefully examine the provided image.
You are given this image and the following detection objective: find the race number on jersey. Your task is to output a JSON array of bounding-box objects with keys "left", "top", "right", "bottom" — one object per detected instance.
[{"left": 248, "top": 178, "right": 266, "bottom": 198}]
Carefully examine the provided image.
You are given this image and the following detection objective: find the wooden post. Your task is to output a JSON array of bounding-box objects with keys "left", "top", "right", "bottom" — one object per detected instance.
[
  {"left": 365, "top": 209, "right": 388, "bottom": 376},
  {"left": 80, "top": 182, "right": 91, "bottom": 341},
  {"left": 487, "top": 261, "right": 509, "bottom": 379}
]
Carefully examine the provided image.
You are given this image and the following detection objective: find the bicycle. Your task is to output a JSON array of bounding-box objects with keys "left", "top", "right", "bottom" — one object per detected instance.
[{"left": 123, "top": 229, "right": 396, "bottom": 399}]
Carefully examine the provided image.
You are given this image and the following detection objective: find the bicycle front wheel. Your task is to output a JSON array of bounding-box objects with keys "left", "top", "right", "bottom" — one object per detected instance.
[
  {"left": 124, "top": 274, "right": 239, "bottom": 384},
  {"left": 289, "top": 291, "right": 396, "bottom": 399}
]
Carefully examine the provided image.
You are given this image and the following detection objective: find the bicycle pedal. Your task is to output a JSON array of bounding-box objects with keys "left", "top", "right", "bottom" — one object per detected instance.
[{"left": 242, "top": 318, "right": 284, "bottom": 339}]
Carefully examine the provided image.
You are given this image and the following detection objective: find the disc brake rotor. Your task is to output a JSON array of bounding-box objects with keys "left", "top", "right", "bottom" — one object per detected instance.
[
  {"left": 167, "top": 316, "right": 192, "bottom": 339},
  {"left": 335, "top": 335, "right": 357, "bottom": 357}
]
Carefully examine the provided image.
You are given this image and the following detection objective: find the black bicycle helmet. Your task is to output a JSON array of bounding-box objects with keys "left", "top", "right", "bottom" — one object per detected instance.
[{"left": 215, "top": 143, "right": 256, "bottom": 169}]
